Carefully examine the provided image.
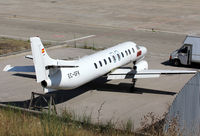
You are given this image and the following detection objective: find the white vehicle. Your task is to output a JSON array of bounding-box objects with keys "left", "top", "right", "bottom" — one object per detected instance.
[
  {"left": 170, "top": 36, "right": 200, "bottom": 66},
  {"left": 3, "top": 37, "right": 196, "bottom": 93}
]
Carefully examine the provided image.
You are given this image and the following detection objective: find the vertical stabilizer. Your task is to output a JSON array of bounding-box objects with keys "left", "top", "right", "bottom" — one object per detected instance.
[{"left": 30, "top": 37, "right": 54, "bottom": 83}]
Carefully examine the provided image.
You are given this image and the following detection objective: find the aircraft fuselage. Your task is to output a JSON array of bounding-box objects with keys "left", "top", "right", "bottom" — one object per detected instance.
[{"left": 44, "top": 42, "right": 147, "bottom": 90}]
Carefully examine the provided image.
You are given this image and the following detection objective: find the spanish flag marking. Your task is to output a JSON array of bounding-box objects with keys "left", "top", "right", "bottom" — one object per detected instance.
[{"left": 42, "top": 48, "right": 45, "bottom": 54}]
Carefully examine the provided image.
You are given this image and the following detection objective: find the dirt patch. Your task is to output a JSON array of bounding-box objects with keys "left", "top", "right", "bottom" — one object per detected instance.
[
  {"left": 0, "top": 37, "right": 51, "bottom": 55},
  {"left": 0, "top": 37, "right": 30, "bottom": 55}
]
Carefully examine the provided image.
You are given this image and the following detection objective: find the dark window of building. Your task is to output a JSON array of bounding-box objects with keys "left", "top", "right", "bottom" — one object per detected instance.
[{"left": 94, "top": 63, "right": 98, "bottom": 69}]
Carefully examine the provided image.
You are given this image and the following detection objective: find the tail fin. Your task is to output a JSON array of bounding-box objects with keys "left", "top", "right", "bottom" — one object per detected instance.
[{"left": 30, "top": 37, "right": 55, "bottom": 83}]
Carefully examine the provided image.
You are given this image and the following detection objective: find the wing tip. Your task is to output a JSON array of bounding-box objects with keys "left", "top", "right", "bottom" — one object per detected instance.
[{"left": 3, "top": 65, "right": 12, "bottom": 72}]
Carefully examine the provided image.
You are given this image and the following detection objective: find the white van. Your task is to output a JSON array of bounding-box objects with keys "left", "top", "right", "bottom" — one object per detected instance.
[{"left": 170, "top": 36, "right": 200, "bottom": 66}]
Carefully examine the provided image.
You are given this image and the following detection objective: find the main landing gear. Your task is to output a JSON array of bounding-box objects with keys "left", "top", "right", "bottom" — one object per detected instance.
[
  {"left": 130, "top": 78, "right": 137, "bottom": 92},
  {"left": 130, "top": 62, "right": 137, "bottom": 92}
]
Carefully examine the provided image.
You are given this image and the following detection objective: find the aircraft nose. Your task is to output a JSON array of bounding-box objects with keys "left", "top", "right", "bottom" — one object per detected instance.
[
  {"left": 137, "top": 46, "right": 147, "bottom": 57},
  {"left": 141, "top": 46, "right": 147, "bottom": 56}
]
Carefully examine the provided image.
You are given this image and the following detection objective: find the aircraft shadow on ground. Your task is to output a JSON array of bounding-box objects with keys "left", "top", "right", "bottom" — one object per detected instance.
[
  {"left": 13, "top": 73, "right": 36, "bottom": 79},
  {"left": 94, "top": 82, "right": 176, "bottom": 95},
  {"left": 0, "top": 86, "right": 89, "bottom": 109},
  {"left": 0, "top": 76, "right": 176, "bottom": 109}
]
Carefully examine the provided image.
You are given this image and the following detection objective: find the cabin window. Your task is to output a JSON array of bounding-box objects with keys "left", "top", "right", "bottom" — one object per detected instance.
[
  {"left": 117, "top": 54, "right": 120, "bottom": 61},
  {"left": 125, "top": 50, "right": 128, "bottom": 56},
  {"left": 132, "top": 48, "right": 135, "bottom": 53},
  {"left": 104, "top": 59, "right": 107, "bottom": 65},
  {"left": 128, "top": 49, "right": 131, "bottom": 54},
  {"left": 108, "top": 57, "right": 112, "bottom": 63},
  {"left": 94, "top": 63, "right": 98, "bottom": 69},
  {"left": 121, "top": 52, "right": 124, "bottom": 57},
  {"left": 99, "top": 61, "right": 102, "bottom": 67},
  {"left": 112, "top": 55, "right": 116, "bottom": 63}
]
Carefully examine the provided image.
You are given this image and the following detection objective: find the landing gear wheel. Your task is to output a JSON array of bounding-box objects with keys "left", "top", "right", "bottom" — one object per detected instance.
[{"left": 173, "top": 59, "right": 180, "bottom": 66}]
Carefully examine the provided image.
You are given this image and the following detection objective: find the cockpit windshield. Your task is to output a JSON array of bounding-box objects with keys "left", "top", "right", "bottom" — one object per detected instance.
[{"left": 136, "top": 45, "right": 140, "bottom": 50}]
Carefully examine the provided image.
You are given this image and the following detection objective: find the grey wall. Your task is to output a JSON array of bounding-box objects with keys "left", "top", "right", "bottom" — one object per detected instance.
[{"left": 164, "top": 72, "right": 200, "bottom": 136}]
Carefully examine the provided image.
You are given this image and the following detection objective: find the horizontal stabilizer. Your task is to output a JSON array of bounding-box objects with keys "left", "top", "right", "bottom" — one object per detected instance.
[
  {"left": 3, "top": 65, "right": 35, "bottom": 72},
  {"left": 45, "top": 65, "right": 79, "bottom": 69},
  {"left": 25, "top": 55, "right": 33, "bottom": 60}
]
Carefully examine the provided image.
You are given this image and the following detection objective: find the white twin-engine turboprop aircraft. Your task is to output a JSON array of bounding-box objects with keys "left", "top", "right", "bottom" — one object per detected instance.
[{"left": 3, "top": 37, "right": 196, "bottom": 93}]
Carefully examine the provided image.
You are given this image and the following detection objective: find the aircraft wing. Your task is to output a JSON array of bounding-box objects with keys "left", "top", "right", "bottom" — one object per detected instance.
[
  {"left": 3, "top": 65, "right": 35, "bottom": 72},
  {"left": 107, "top": 68, "right": 196, "bottom": 80}
]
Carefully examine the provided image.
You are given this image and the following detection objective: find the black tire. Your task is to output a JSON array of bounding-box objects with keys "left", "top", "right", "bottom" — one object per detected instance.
[{"left": 173, "top": 59, "right": 180, "bottom": 66}]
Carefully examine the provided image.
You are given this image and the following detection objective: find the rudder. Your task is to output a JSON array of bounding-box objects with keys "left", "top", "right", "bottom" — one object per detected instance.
[{"left": 30, "top": 37, "right": 55, "bottom": 83}]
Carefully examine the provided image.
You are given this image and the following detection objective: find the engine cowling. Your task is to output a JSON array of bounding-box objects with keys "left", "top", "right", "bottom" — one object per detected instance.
[
  {"left": 41, "top": 69, "right": 62, "bottom": 89},
  {"left": 135, "top": 60, "right": 148, "bottom": 71}
]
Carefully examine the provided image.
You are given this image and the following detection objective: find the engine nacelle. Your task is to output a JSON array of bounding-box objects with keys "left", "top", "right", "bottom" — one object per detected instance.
[
  {"left": 41, "top": 69, "right": 64, "bottom": 89},
  {"left": 41, "top": 80, "right": 51, "bottom": 88},
  {"left": 40, "top": 69, "right": 79, "bottom": 90},
  {"left": 135, "top": 60, "right": 148, "bottom": 71}
]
